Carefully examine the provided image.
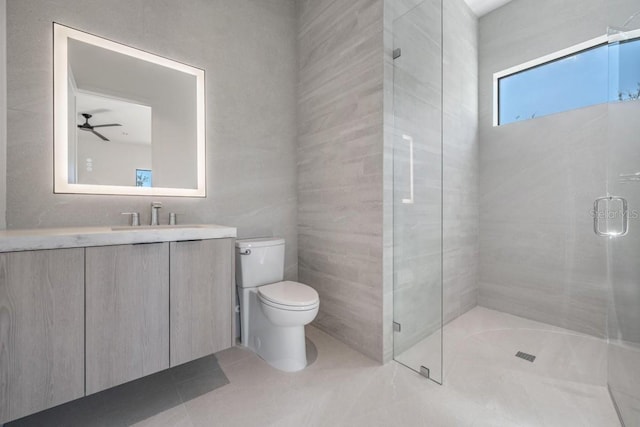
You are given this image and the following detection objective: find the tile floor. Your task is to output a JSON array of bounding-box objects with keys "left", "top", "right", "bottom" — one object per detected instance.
[
  {"left": 8, "top": 307, "right": 621, "bottom": 427},
  {"left": 7, "top": 355, "right": 230, "bottom": 427},
  {"left": 398, "top": 306, "right": 610, "bottom": 387}
]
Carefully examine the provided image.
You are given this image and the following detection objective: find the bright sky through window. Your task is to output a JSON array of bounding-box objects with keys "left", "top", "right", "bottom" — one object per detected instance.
[
  {"left": 498, "top": 37, "right": 640, "bottom": 125},
  {"left": 611, "top": 38, "right": 640, "bottom": 100}
]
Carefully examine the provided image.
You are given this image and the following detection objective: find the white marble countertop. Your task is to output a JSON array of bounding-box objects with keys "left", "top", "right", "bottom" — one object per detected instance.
[{"left": 0, "top": 224, "right": 237, "bottom": 253}]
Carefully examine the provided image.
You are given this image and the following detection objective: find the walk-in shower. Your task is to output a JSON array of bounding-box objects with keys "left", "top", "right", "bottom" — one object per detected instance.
[{"left": 391, "top": 0, "right": 640, "bottom": 424}]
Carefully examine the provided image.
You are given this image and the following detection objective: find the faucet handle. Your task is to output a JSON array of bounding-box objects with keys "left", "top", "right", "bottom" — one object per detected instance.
[
  {"left": 121, "top": 212, "right": 140, "bottom": 226},
  {"left": 169, "top": 213, "right": 177, "bottom": 225}
]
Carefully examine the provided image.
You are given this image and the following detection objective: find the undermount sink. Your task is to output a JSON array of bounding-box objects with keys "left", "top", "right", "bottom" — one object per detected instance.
[{"left": 110, "top": 224, "right": 208, "bottom": 231}]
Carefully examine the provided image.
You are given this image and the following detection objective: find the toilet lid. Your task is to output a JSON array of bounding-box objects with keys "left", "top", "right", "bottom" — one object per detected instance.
[{"left": 258, "top": 281, "right": 319, "bottom": 307}]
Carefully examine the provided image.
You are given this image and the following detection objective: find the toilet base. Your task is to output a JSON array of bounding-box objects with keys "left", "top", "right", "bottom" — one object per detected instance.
[
  {"left": 239, "top": 288, "right": 311, "bottom": 372},
  {"left": 254, "top": 325, "right": 307, "bottom": 372}
]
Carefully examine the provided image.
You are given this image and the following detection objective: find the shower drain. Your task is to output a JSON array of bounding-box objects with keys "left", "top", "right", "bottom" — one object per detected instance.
[{"left": 515, "top": 351, "right": 536, "bottom": 362}]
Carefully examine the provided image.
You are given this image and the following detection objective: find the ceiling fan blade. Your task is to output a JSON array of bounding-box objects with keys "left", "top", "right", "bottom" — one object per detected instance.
[
  {"left": 80, "top": 108, "right": 111, "bottom": 116},
  {"left": 92, "top": 123, "right": 122, "bottom": 128},
  {"left": 91, "top": 130, "right": 109, "bottom": 141}
]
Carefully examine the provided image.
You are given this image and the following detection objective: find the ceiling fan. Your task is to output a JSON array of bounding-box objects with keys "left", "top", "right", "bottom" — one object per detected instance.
[{"left": 77, "top": 113, "right": 121, "bottom": 141}]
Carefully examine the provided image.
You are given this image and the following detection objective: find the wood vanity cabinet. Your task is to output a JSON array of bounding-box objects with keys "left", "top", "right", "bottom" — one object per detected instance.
[
  {"left": 85, "top": 243, "right": 170, "bottom": 394},
  {"left": 169, "top": 238, "right": 234, "bottom": 366},
  {"left": 0, "top": 248, "right": 85, "bottom": 424},
  {"left": 0, "top": 233, "right": 234, "bottom": 422}
]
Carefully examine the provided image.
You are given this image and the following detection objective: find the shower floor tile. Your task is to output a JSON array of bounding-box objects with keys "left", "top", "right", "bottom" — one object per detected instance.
[
  {"left": 394, "top": 306, "right": 616, "bottom": 426},
  {"left": 397, "top": 306, "right": 609, "bottom": 386}
]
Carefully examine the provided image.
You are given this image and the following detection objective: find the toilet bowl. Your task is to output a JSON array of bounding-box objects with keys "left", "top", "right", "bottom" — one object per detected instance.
[
  {"left": 258, "top": 281, "right": 319, "bottom": 325},
  {"left": 236, "top": 238, "right": 319, "bottom": 372}
]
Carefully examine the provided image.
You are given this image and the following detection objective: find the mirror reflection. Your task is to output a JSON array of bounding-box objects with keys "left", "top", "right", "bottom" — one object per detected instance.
[
  {"left": 54, "top": 24, "right": 206, "bottom": 197},
  {"left": 73, "top": 92, "right": 153, "bottom": 186}
]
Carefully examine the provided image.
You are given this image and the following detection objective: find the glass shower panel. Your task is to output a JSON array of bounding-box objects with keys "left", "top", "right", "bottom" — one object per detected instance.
[
  {"left": 392, "top": 0, "right": 443, "bottom": 384},
  {"left": 606, "top": 6, "right": 640, "bottom": 424}
]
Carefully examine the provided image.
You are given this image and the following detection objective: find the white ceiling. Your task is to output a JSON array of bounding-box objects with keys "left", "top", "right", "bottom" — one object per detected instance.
[
  {"left": 76, "top": 92, "right": 152, "bottom": 145},
  {"left": 464, "top": 0, "right": 514, "bottom": 17}
]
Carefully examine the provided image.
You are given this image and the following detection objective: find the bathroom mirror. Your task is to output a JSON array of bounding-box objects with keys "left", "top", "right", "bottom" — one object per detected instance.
[{"left": 53, "top": 23, "right": 206, "bottom": 197}]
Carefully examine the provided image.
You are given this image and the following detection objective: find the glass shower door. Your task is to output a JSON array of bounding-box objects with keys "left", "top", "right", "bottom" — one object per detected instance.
[
  {"left": 605, "top": 9, "right": 640, "bottom": 424},
  {"left": 392, "top": 0, "right": 443, "bottom": 384}
]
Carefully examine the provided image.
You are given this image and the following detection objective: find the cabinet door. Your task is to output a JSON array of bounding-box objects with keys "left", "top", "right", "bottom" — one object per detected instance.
[
  {"left": 86, "top": 243, "right": 169, "bottom": 394},
  {"left": 0, "top": 248, "right": 84, "bottom": 424},
  {"left": 170, "top": 239, "right": 234, "bottom": 366}
]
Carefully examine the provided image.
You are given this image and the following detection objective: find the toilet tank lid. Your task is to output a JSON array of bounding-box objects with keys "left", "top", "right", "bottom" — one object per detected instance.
[{"left": 236, "top": 237, "right": 285, "bottom": 249}]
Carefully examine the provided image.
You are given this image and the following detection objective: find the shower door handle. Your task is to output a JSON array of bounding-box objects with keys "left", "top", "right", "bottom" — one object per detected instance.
[
  {"left": 402, "top": 134, "right": 414, "bottom": 204},
  {"left": 593, "top": 196, "right": 629, "bottom": 237}
]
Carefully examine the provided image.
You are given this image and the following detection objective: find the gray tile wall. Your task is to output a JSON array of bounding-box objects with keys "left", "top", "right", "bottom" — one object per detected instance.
[
  {"left": 442, "top": 0, "right": 479, "bottom": 327},
  {"left": 605, "top": 8, "right": 640, "bottom": 423},
  {"left": 5, "top": 0, "right": 299, "bottom": 279},
  {"left": 296, "top": 0, "right": 386, "bottom": 363},
  {"left": 382, "top": 0, "right": 444, "bottom": 364},
  {"left": 386, "top": 0, "right": 478, "bottom": 356},
  {"left": 389, "top": 0, "right": 444, "bottom": 356},
  {"left": 607, "top": 96, "right": 640, "bottom": 426},
  {"left": 480, "top": 0, "right": 640, "bottom": 421},
  {"left": 478, "top": 0, "right": 610, "bottom": 337}
]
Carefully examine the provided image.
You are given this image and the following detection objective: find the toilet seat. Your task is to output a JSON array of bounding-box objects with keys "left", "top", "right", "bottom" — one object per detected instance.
[
  {"left": 259, "top": 296, "right": 319, "bottom": 311},
  {"left": 258, "top": 281, "right": 319, "bottom": 311}
]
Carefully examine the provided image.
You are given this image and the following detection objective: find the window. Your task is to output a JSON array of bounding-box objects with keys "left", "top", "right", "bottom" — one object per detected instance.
[
  {"left": 495, "top": 34, "right": 640, "bottom": 126},
  {"left": 611, "top": 37, "right": 640, "bottom": 101},
  {"left": 136, "top": 169, "right": 152, "bottom": 187}
]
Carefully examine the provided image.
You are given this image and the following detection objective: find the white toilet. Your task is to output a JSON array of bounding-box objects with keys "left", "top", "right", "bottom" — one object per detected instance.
[{"left": 235, "top": 237, "right": 319, "bottom": 372}]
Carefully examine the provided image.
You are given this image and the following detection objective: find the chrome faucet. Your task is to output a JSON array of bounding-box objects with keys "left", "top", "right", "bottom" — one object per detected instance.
[{"left": 150, "top": 202, "right": 162, "bottom": 226}]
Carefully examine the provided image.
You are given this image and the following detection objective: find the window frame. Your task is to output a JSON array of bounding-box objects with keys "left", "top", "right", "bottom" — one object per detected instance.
[{"left": 493, "top": 34, "right": 610, "bottom": 127}]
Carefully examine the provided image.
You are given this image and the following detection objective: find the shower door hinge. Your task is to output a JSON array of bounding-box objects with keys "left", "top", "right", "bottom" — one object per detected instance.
[
  {"left": 420, "top": 366, "right": 430, "bottom": 379},
  {"left": 393, "top": 48, "right": 401, "bottom": 59},
  {"left": 393, "top": 322, "right": 401, "bottom": 332}
]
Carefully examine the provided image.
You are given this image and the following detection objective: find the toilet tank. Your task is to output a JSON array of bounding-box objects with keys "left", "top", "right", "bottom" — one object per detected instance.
[{"left": 236, "top": 238, "right": 285, "bottom": 288}]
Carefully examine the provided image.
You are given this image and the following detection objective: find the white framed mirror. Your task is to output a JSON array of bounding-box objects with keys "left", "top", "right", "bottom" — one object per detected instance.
[{"left": 53, "top": 23, "right": 206, "bottom": 197}]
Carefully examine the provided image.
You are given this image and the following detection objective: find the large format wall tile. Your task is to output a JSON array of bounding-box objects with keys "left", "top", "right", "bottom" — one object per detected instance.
[
  {"left": 607, "top": 93, "right": 640, "bottom": 425},
  {"left": 478, "top": 0, "right": 609, "bottom": 337},
  {"left": 478, "top": 104, "right": 609, "bottom": 337},
  {"left": 442, "top": 0, "right": 479, "bottom": 326},
  {"left": 390, "top": 0, "right": 444, "bottom": 356},
  {"left": 297, "top": 0, "right": 385, "bottom": 362},
  {"left": 5, "top": 0, "right": 299, "bottom": 279},
  {"left": 389, "top": 0, "right": 479, "bottom": 356}
]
